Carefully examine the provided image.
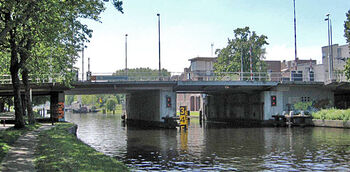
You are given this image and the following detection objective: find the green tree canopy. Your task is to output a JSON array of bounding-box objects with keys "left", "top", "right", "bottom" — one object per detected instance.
[
  {"left": 0, "top": 0, "right": 123, "bottom": 128},
  {"left": 113, "top": 68, "right": 171, "bottom": 80},
  {"left": 106, "top": 98, "right": 118, "bottom": 112},
  {"left": 214, "top": 27, "right": 268, "bottom": 79},
  {"left": 345, "top": 10, "right": 350, "bottom": 43},
  {"left": 343, "top": 10, "right": 350, "bottom": 80}
]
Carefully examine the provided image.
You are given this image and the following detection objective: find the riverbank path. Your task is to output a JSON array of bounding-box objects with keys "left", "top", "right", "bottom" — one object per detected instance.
[{"left": 0, "top": 124, "right": 54, "bottom": 172}]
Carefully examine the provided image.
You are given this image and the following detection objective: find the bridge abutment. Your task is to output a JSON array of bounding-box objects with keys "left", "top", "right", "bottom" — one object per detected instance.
[
  {"left": 126, "top": 90, "right": 176, "bottom": 128},
  {"left": 50, "top": 92, "right": 65, "bottom": 122}
]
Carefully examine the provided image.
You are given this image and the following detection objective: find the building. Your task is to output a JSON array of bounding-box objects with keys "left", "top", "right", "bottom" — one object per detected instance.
[
  {"left": 265, "top": 60, "right": 281, "bottom": 81},
  {"left": 177, "top": 57, "right": 217, "bottom": 112},
  {"left": 322, "top": 44, "right": 350, "bottom": 81},
  {"left": 280, "top": 59, "right": 317, "bottom": 82},
  {"left": 188, "top": 57, "right": 217, "bottom": 81}
]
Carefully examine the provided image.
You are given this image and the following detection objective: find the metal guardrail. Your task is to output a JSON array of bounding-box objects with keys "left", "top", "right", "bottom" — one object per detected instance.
[
  {"left": 0, "top": 71, "right": 348, "bottom": 84},
  {"left": 0, "top": 74, "right": 66, "bottom": 85}
]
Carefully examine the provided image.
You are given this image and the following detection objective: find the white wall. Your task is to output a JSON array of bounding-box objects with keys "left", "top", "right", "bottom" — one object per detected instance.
[
  {"left": 262, "top": 91, "right": 283, "bottom": 120},
  {"left": 159, "top": 90, "right": 176, "bottom": 122}
]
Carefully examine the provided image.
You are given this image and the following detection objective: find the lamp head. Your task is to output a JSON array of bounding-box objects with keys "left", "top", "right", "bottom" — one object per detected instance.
[{"left": 157, "top": 13, "right": 160, "bottom": 16}]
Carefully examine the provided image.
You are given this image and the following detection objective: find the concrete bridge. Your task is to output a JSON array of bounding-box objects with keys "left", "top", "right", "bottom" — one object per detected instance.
[{"left": 1, "top": 73, "right": 350, "bottom": 128}]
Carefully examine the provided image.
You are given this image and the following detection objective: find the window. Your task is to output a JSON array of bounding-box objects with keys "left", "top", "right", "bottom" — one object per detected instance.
[{"left": 301, "top": 96, "right": 311, "bottom": 102}]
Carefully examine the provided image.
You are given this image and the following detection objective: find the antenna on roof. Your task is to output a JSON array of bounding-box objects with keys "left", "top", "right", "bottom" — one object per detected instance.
[{"left": 211, "top": 43, "right": 214, "bottom": 57}]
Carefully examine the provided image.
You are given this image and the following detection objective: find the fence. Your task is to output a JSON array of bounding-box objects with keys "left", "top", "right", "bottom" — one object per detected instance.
[{"left": 0, "top": 71, "right": 348, "bottom": 84}]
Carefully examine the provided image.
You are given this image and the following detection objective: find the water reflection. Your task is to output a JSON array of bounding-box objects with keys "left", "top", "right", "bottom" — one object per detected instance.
[{"left": 66, "top": 113, "right": 350, "bottom": 171}]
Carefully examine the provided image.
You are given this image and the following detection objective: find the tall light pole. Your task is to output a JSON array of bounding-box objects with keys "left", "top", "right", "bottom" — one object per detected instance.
[
  {"left": 125, "top": 34, "right": 128, "bottom": 76},
  {"left": 157, "top": 13, "right": 161, "bottom": 79},
  {"left": 82, "top": 47, "right": 84, "bottom": 82},
  {"left": 293, "top": 0, "right": 298, "bottom": 71},
  {"left": 325, "top": 14, "right": 333, "bottom": 81}
]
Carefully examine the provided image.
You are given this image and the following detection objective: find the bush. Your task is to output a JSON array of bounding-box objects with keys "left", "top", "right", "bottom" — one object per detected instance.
[
  {"left": 294, "top": 101, "right": 312, "bottom": 111},
  {"left": 312, "top": 108, "right": 350, "bottom": 121}
]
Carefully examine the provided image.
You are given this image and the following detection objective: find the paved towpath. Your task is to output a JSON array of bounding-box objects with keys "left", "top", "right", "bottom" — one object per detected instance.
[{"left": 0, "top": 124, "right": 54, "bottom": 172}]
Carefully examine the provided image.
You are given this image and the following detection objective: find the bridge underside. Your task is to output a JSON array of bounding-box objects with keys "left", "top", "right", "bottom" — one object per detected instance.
[
  {"left": 203, "top": 91, "right": 264, "bottom": 126},
  {"left": 126, "top": 90, "right": 177, "bottom": 128}
]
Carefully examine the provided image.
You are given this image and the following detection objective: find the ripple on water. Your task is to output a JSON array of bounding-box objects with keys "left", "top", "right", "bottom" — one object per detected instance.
[{"left": 65, "top": 113, "right": 350, "bottom": 171}]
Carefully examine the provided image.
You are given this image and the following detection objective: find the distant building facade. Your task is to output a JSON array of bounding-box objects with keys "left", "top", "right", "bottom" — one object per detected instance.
[
  {"left": 177, "top": 57, "right": 216, "bottom": 111},
  {"left": 322, "top": 44, "right": 350, "bottom": 81},
  {"left": 265, "top": 60, "right": 281, "bottom": 81},
  {"left": 188, "top": 57, "right": 217, "bottom": 81},
  {"left": 279, "top": 59, "right": 317, "bottom": 81}
]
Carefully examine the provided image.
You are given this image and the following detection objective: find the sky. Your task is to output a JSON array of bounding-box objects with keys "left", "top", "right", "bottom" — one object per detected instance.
[{"left": 77, "top": 0, "right": 350, "bottom": 74}]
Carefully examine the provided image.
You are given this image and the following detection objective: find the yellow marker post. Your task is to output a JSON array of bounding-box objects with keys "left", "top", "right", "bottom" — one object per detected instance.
[{"left": 179, "top": 106, "right": 188, "bottom": 130}]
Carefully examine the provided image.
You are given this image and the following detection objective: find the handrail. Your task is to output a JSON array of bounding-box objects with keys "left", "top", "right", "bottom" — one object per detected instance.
[{"left": 0, "top": 71, "right": 347, "bottom": 84}]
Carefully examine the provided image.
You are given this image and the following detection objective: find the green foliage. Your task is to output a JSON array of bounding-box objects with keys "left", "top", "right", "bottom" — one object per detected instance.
[
  {"left": 81, "top": 95, "right": 98, "bottom": 106},
  {"left": 1, "top": 0, "right": 123, "bottom": 128},
  {"left": 344, "top": 10, "right": 350, "bottom": 80},
  {"left": 106, "top": 98, "right": 118, "bottom": 112},
  {"left": 35, "top": 123, "right": 128, "bottom": 171},
  {"left": 114, "top": 68, "right": 171, "bottom": 80},
  {"left": 65, "top": 95, "right": 75, "bottom": 106},
  {"left": 345, "top": 59, "right": 350, "bottom": 80},
  {"left": 345, "top": 10, "right": 350, "bottom": 43},
  {"left": 312, "top": 108, "right": 350, "bottom": 121},
  {"left": 214, "top": 27, "right": 268, "bottom": 77},
  {"left": 1, "top": 0, "right": 123, "bottom": 88},
  {"left": 0, "top": 124, "right": 41, "bottom": 162},
  {"left": 294, "top": 101, "right": 313, "bottom": 111},
  {"left": 32, "top": 96, "right": 49, "bottom": 106},
  {"left": 67, "top": 94, "right": 124, "bottom": 114},
  {"left": 0, "top": 51, "right": 10, "bottom": 75}
]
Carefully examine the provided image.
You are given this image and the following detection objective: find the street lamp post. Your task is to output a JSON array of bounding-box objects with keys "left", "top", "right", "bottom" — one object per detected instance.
[
  {"left": 125, "top": 34, "right": 128, "bottom": 76},
  {"left": 82, "top": 47, "right": 84, "bottom": 82},
  {"left": 293, "top": 0, "right": 298, "bottom": 71},
  {"left": 157, "top": 13, "right": 161, "bottom": 80},
  {"left": 325, "top": 14, "right": 333, "bottom": 81}
]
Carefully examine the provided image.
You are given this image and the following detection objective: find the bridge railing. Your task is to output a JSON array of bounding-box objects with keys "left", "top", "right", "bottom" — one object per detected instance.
[
  {"left": 83, "top": 71, "right": 348, "bottom": 83},
  {"left": 1, "top": 71, "right": 348, "bottom": 84},
  {"left": 0, "top": 74, "right": 66, "bottom": 85}
]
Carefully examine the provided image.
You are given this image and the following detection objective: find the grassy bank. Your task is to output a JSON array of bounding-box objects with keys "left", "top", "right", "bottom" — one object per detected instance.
[
  {"left": 312, "top": 108, "right": 350, "bottom": 121},
  {"left": 35, "top": 123, "right": 129, "bottom": 171},
  {"left": 0, "top": 124, "right": 40, "bottom": 162}
]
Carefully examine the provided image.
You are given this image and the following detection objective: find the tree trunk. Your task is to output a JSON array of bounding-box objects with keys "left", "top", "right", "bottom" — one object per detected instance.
[
  {"left": 22, "top": 67, "right": 35, "bottom": 124},
  {"left": 9, "top": 29, "right": 25, "bottom": 129},
  {"left": 0, "top": 98, "right": 4, "bottom": 112},
  {"left": 10, "top": 69, "right": 25, "bottom": 128}
]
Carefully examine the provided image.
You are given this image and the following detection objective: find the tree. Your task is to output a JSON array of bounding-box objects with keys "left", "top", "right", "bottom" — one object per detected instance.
[
  {"left": 81, "top": 95, "right": 98, "bottom": 106},
  {"left": 0, "top": 0, "right": 123, "bottom": 128},
  {"left": 65, "top": 95, "right": 75, "bottom": 106},
  {"left": 345, "top": 10, "right": 350, "bottom": 43},
  {"left": 106, "top": 98, "right": 118, "bottom": 113},
  {"left": 114, "top": 68, "right": 171, "bottom": 80},
  {"left": 214, "top": 27, "right": 268, "bottom": 79},
  {"left": 343, "top": 10, "right": 350, "bottom": 79}
]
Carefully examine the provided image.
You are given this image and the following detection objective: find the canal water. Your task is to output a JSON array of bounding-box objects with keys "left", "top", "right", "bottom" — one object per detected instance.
[{"left": 66, "top": 113, "right": 350, "bottom": 171}]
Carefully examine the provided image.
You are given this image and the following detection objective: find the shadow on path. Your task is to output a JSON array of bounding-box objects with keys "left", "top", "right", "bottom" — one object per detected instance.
[{"left": 0, "top": 124, "right": 54, "bottom": 172}]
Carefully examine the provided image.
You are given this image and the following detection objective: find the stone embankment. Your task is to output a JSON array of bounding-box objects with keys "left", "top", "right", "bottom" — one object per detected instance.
[{"left": 312, "top": 119, "right": 350, "bottom": 128}]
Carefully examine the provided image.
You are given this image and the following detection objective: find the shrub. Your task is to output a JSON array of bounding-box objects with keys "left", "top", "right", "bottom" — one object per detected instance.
[{"left": 312, "top": 108, "right": 350, "bottom": 121}]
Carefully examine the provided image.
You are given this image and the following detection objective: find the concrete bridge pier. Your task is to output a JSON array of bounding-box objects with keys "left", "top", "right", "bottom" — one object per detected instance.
[
  {"left": 204, "top": 92, "right": 264, "bottom": 126},
  {"left": 50, "top": 92, "right": 65, "bottom": 122},
  {"left": 126, "top": 89, "right": 177, "bottom": 128}
]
